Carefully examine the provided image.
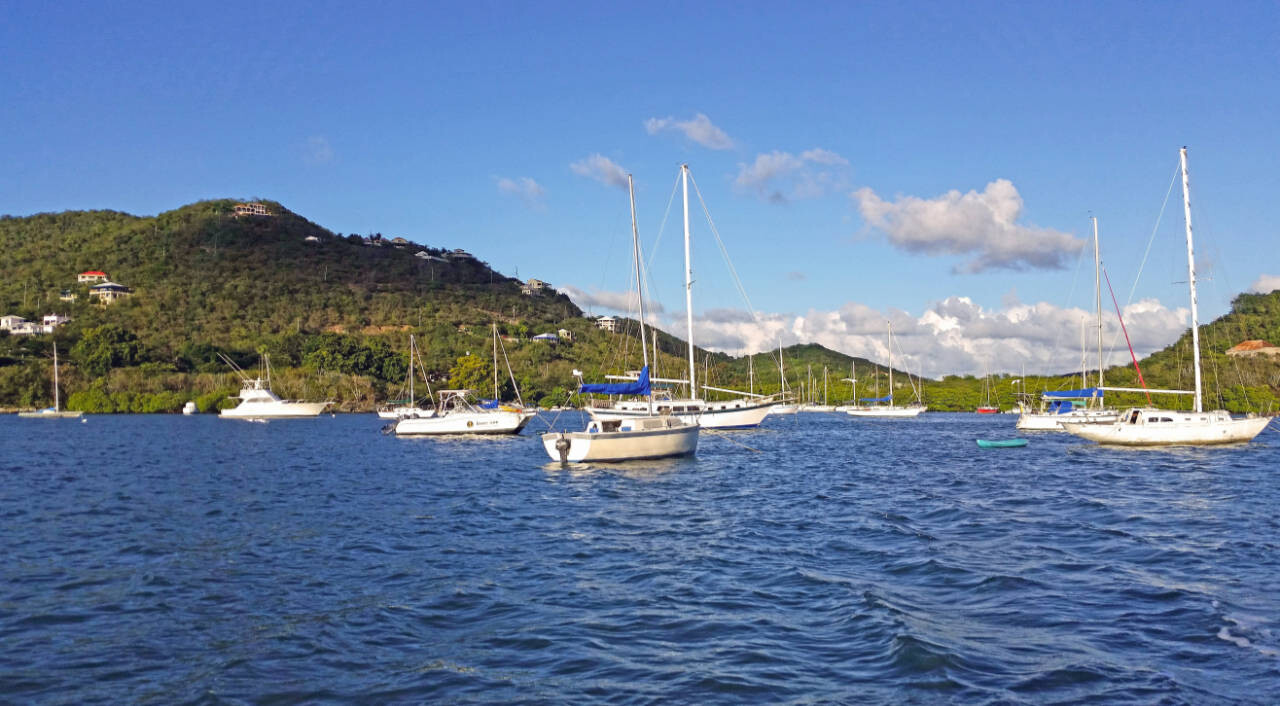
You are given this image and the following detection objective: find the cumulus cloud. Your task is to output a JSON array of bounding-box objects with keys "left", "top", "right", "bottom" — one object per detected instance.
[
  {"left": 853, "top": 179, "right": 1085, "bottom": 273},
  {"left": 560, "top": 285, "right": 665, "bottom": 315},
  {"left": 1250, "top": 274, "right": 1280, "bottom": 293},
  {"left": 570, "top": 153, "right": 629, "bottom": 190},
  {"left": 496, "top": 176, "right": 545, "bottom": 207},
  {"left": 644, "top": 113, "right": 734, "bottom": 150},
  {"left": 735, "top": 148, "right": 850, "bottom": 203},
  {"left": 626, "top": 296, "right": 1190, "bottom": 378},
  {"left": 303, "top": 136, "right": 333, "bottom": 165}
]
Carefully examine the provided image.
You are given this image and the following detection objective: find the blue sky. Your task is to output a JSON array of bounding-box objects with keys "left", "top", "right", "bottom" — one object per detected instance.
[{"left": 4, "top": 1, "right": 1278, "bottom": 376}]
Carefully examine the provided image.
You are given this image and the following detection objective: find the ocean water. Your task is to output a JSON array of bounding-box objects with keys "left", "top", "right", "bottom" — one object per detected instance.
[{"left": 2, "top": 412, "right": 1278, "bottom": 704}]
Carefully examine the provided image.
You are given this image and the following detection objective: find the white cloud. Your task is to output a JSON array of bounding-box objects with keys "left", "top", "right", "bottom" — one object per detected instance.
[
  {"left": 618, "top": 295, "right": 1189, "bottom": 378},
  {"left": 734, "top": 148, "right": 851, "bottom": 203},
  {"left": 303, "top": 136, "right": 333, "bottom": 165},
  {"left": 644, "top": 113, "right": 734, "bottom": 150},
  {"left": 560, "top": 285, "right": 665, "bottom": 315},
  {"left": 852, "top": 179, "right": 1085, "bottom": 273},
  {"left": 496, "top": 176, "right": 545, "bottom": 207},
  {"left": 570, "top": 154, "right": 629, "bottom": 190},
  {"left": 1249, "top": 274, "right": 1280, "bottom": 293}
]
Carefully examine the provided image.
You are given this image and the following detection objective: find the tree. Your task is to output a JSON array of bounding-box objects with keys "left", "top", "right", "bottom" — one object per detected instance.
[
  {"left": 71, "top": 324, "right": 143, "bottom": 377},
  {"left": 448, "top": 354, "right": 491, "bottom": 392}
]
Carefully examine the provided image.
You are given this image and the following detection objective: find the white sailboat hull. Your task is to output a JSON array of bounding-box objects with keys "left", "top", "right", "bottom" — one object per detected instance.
[
  {"left": 846, "top": 405, "right": 926, "bottom": 418},
  {"left": 542, "top": 418, "right": 699, "bottom": 462},
  {"left": 220, "top": 400, "right": 330, "bottom": 418},
  {"left": 17, "top": 408, "right": 83, "bottom": 418},
  {"left": 394, "top": 410, "right": 529, "bottom": 435},
  {"left": 769, "top": 404, "right": 799, "bottom": 415},
  {"left": 1017, "top": 409, "right": 1119, "bottom": 431},
  {"left": 1063, "top": 409, "right": 1271, "bottom": 446},
  {"left": 590, "top": 399, "right": 773, "bottom": 429}
]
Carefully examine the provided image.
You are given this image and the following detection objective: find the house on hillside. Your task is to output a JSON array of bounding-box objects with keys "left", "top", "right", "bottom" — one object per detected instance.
[
  {"left": 1226, "top": 339, "right": 1280, "bottom": 358},
  {"left": 1, "top": 315, "right": 33, "bottom": 335},
  {"left": 304, "top": 235, "right": 320, "bottom": 243},
  {"left": 89, "top": 281, "right": 133, "bottom": 304},
  {"left": 415, "top": 251, "right": 448, "bottom": 262},
  {"left": 390, "top": 237, "right": 410, "bottom": 248},
  {"left": 521, "top": 278, "right": 551, "bottom": 296},
  {"left": 447, "top": 249, "right": 475, "bottom": 261},
  {"left": 60, "top": 289, "right": 77, "bottom": 302},
  {"left": 0, "top": 314, "right": 68, "bottom": 335},
  {"left": 78, "top": 270, "right": 108, "bottom": 283},
  {"left": 234, "top": 202, "right": 274, "bottom": 217},
  {"left": 532, "top": 333, "right": 559, "bottom": 343},
  {"left": 557, "top": 328, "right": 574, "bottom": 342},
  {"left": 595, "top": 315, "right": 618, "bottom": 332}
]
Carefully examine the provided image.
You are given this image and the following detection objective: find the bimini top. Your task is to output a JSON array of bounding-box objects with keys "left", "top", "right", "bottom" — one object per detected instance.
[
  {"left": 859, "top": 395, "right": 892, "bottom": 403},
  {"left": 580, "top": 366, "right": 650, "bottom": 396},
  {"left": 1043, "top": 387, "right": 1103, "bottom": 399}
]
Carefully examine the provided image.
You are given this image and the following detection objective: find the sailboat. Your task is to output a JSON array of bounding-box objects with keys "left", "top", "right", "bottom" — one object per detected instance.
[
  {"left": 377, "top": 334, "right": 435, "bottom": 419},
  {"left": 976, "top": 368, "right": 1000, "bottom": 414},
  {"left": 769, "top": 340, "right": 799, "bottom": 415},
  {"left": 803, "top": 366, "right": 836, "bottom": 412},
  {"left": 1063, "top": 147, "right": 1272, "bottom": 446},
  {"left": 1018, "top": 217, "right": 1120, "bottom": 430},
  {"left": 846, "top": 321, "right": 926, "bottom": 418},
  {"left": 393, "top": 326, "right": 531, "bottom": 435},
  {"left": 542, "top": 174, "right": 699, "bottom": 462},
  {"left": 586, "top": 165, "right": 777, "bottom": 429},
  {"left": 17, "top": 344, "right": 83, "bottom": 418}
]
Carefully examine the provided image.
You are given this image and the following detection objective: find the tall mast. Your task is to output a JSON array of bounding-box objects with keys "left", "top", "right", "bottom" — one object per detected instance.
[
  {"left": 1093, "top": 216, "right": 1103, "bottom": 398},
  {"left": 492, "top": 323, "right": 499, "bottom": 399},
  {"left": 887, "top": 320, "right": 893, "bottom": 407},
  {"left": 53, "top": 344, "right": 60, "bottom": 412},
  {"left": 628, "top": 174, "right": 654, "bottom": 414},
  {"left": 1180, "top": 147, "right": 1203, "bottom": 412},
  {"left": 682, "top": 164, "right": 696, "bottom": 400}
]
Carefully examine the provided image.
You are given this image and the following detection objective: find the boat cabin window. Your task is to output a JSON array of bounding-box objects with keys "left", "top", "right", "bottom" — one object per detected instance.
[
  {"left": 600, "top": 420, "right": 622, "bottom": 432},
  {"left": 1159, "top": 417, "right": 1173, "bottom": 423},
  {"left": 1128, "top": 410, "right": 1141, "bottom": 424}
]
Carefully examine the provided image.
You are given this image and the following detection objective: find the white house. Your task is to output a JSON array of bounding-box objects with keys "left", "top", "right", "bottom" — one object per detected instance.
[
  {"left": 77, "top": 270, "right": 108, "bottom": 284},
  {"left": 416, "top": 251, "right": 448, "bottom": 262},
  {"left": 595, "top": 315, "right": 618, "bottom": 332}
]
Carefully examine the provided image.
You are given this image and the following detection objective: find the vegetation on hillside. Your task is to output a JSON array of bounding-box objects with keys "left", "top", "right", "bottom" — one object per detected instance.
[{"left": 2, "top": 201, "right": 1277, "bottom": 414}]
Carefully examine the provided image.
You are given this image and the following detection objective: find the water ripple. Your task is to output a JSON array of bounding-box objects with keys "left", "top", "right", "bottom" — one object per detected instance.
[{"left": 1, "top": 412, "right": 1277, "bottom": 703}]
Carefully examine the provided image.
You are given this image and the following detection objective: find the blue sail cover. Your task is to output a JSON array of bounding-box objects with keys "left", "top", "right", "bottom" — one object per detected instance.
[
  {"left": 579, "top": 366, "right": 651, "bottom": 396},
  {"left": 1043, "top": 387, "right": 1103, "bottom": 399},
  {"left": 478, "top": 399, "right": 499, "bottom": 409},
  {"left": 1048, "top": 400, "right": 1076, "bottom": 414},
  {"left": 859, "top": 394, "right": 892, "bottom": 403}
]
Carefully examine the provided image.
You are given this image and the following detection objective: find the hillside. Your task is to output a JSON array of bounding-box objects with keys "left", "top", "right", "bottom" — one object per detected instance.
[
  {"left": 0, "top": 200, "right": 740, "bottom": 412},
  {"left": 2, "top": 201, "right": 1277, "bottom": 414}
]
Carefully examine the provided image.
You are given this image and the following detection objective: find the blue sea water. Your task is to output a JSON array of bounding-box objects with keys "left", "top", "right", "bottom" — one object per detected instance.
[{"left": 1, "top": 412, "right": 1278, "bottom": 704}]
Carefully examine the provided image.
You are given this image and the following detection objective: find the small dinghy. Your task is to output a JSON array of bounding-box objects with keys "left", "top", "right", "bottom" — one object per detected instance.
[{"left": 976, "top": 438, "right": 1028, "bottom": 448}]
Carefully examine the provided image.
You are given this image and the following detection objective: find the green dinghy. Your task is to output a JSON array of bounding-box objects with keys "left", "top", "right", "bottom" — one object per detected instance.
[{"left": 976, "top": 438, "right": 1028, "bottom": 449}]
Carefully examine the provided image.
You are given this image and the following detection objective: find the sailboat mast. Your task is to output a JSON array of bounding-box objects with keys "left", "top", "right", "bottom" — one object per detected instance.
[
  {"left": 53, "top": 344, "right": 60, "bottom": 412},
  {"left": 1093, "top": 216, "right": 1103, "bottom": 396},
  {"left": 887, "top": 321, "right": 893, "bottom": 406},
  {"left": 1180, "top": 147, "right": 1203, "bottom": 413},
  {"left": 682, "top": 164, "right": 696, "bottom": 400},
  {"left": 493, "top": 323, "right": 499, "bottom": 400},
  {"left": 628, "top": 174, "right": 653, "bottom": 414}
]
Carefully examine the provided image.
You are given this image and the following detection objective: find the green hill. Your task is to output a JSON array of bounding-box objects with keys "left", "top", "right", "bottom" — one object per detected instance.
[{"left": 2, "top": 200, "right": 1277, "bottom": 414}]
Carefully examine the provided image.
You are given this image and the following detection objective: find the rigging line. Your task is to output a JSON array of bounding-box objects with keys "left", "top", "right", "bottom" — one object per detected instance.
[
  {"left": 641, "top": 172, "right": 683, "bottom": 318},
  {"left": 1103, "top": 266, "right": 1152, "bottom": 405},
  {"left": 1126, "top": 160, "right": 1182, "bottom": 307},
  {"left": 687, "top": 170, "right": 760, "bottom": 322}
]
